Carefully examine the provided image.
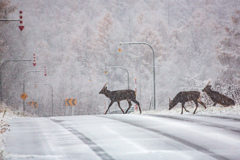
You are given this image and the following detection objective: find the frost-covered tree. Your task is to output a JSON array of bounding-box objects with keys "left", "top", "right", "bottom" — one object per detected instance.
[
  {"left": 216, "top": 10, "right": 240, "bottom": 84},
  {"left": 0, "top": 0, "right": 17, "bottom": 105},
  {"left": 1, "top": 0, "right": 240, "bottom": 115},
  {"left": 0, "top": 0, "right": 16, "bottom": 61}
]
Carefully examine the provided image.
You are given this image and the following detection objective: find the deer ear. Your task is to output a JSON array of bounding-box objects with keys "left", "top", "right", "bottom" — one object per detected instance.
[
  {"left": 102, "top": 82, "right": 108, "bottom": 89},
  {"left": 169, "top": 98, "right": 171, "bottom": 103},
  {"left": 207, "top": 81, "right": 211, "bottom": 86}
]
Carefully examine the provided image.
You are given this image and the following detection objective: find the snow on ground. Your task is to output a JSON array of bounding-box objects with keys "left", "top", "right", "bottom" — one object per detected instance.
[
  {"left": 0, "top": 103, "right": 34, "bottom": 158},
  {"left": 137, "top": 104, "right": 240, "bottom": 115},
  {"left": 1, "top": 103, "right": 239, "bottom": 159}
]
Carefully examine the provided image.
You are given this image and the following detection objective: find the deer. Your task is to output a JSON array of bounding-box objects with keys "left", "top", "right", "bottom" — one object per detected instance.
[
  {"left": 169, "top": 91, "right": 206, "bottom": 114},
  {"left": 99, "top": 82, "right": 141, "bottom": 114},
  {"left": 202, "top": 81, "right": 235, "bottom": 107}
]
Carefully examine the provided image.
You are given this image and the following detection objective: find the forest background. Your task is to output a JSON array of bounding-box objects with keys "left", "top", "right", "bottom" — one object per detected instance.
[{"left": 0, "top": 0, "right": 240, "bottom": 116}]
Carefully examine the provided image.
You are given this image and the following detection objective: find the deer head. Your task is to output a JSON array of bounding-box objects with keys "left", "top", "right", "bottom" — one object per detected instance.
[
  {"left": 169, "top": 98, "right": 174, "bottom": 110},
  {"left": 99, "top": 82, "right": 108, "bottom": 94},
  {"left": 202, "top": 81, "right": 211, "bottom": 92}
]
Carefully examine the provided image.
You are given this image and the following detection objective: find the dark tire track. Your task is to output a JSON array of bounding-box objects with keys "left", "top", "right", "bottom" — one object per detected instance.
[
  {"left": 101, "top": 115, "right": 230, "bottom": 160},
  {"left": 195, "top": 114, "right": 240, "bottom": 122},
  {"left": 148, "top": 114, "right": 240, "bottom": 134},
  {"left": 51, "top": 119, "right": 115, "bottom": 160}
]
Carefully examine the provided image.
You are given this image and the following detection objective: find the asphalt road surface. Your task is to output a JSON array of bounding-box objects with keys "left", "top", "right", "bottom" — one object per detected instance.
[{"left": 5, "top": 114, "right": 240, "bottom": 160}]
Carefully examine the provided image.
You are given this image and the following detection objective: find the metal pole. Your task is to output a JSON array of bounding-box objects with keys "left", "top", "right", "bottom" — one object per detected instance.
[
  {"left": 0, "top": 59, "right": 32, "bottom": 102},
  {"left": 105, "top": 65, "right": 129, "bottom": 89},
  {"left": 44, "top": 84, "right": 53, "bottom": 116},
  {"left": 0, "top": 19, "right": 20, "bottom": 21},
  {"left": 23, "top": 70, "right": 43, "bottom": 111},
  {"left": 119, "top": 42, "right": 156, "bottom": 110}
]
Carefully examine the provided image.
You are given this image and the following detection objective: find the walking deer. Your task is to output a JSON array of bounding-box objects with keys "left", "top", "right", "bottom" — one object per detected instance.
[
  {"left": 99, "top": 82, "right": 141, "bottom": 114},
  {"left": 169, "top": 91, "right": 206, "bottom": 114},
  {"left": 202, "top": 81, "right": 235, "bottom": 107}
]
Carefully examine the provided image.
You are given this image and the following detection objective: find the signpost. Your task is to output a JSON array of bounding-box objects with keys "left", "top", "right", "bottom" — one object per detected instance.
[
  {"left": 66, "top": 98, "right": 77, "bottom": 106},
  {"left": 65, "top": 98, "right": 77, "bottom": 116},
  {"left": 28, "top": 101, "right": 38, "bottom": 108},
  {"left": 27, "top": 101, "right": 38, "bottom": 115},
  {"left": 0, "top": 11, "right": 24, "bottom": 31},
  {"left": 20, "top": 92, "right": 28, "bottom": 100},
  {"left": 135, "top": 78, "right": 138, "bottom": 112}
]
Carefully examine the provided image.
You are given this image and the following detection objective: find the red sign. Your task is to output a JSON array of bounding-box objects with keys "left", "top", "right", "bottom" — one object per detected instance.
[
  {"left": 135, "top": 105, "right": 138, "bottom": 110},
  {"left": 44, "top": 66, "right": 47, "bottom": 76},
  {"left": 33, "top": 54, "right": 36, "bottom": 66},
  {"left": 19, "top": 11, "right": 24, "bottom": 31},
  {"left": 18, "top": 26, "right": 24, "bottom": 31}
]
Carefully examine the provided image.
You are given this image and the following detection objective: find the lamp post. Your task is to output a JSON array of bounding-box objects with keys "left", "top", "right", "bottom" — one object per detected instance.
[
  {"left": 23, "top": 70, "right": 44, "bottom": 111},
  {"left": 44, "top": 84, "right": 53, "bottom": 116},
  {"left": 0, "top": 59, "right": 32, "bottom": 102},
  {"left": 0, "top": 11, "right": 25, "bottom": 31},
  {"left": 119, "top": 42, "right": 156, "bottom": 110},
  {"left": 105, "top": 65, "right": 129, "bottom": 89}
]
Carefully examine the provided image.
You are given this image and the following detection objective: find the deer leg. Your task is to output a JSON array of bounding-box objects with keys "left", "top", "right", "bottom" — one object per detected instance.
[
  {"left": 181, "top": 103, "right": 189, "bottom": 113},
  {"left": 181, "top": 103, "right": 184, "bottom": 114},
  {"left": 125, "top": 100, "right": 132, "bottom": 114},
  {"left": 117, "top": 101, "right": 125, "bottom": 114},
  {"left": 183, "top": 107, "right": 189, "bottom": 112},
  {"left": 105, "top": 101, "right": 114, "bottom": 114},
  {"left": 193, "top": 101, "right": 198, "bottom": 114},
  {"left": 132, "top": 99, "right": 141, "bottom": 114},
  {"left": 198, "top": 101, "right": 207, "bottom": 109}
]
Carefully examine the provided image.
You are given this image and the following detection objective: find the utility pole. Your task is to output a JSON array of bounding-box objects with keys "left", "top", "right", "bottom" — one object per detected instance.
[
  {"left": 0, "top": 11, "right": 25, "bottom": 31},
  {"left": 0, "top": 59, "right": 32, "bottom": 102}
]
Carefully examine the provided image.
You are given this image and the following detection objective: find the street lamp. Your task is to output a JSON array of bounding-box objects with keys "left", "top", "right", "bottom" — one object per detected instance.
[
  {"left": 105, "top": 65, "right": 129, "bottom": 89},
  {"left": 23, "top": 70, "right": 45, "bottom": 111},
  {"left": 119, "top": 42, "right": 156, "bottom": 110},
  {"left": 0, "top": 59, "right": 32, "bottom": 102},
  {"left": 0, "top": 11, "right": 25, "bottom": 31}
]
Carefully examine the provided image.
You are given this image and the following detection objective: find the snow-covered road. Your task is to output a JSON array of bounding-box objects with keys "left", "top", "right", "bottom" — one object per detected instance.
[{"left": 5, "top": 114, "right": 240, "bottom": 160}]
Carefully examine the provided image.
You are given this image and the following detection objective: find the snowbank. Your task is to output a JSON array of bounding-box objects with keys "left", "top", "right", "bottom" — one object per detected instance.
[
  {"left": 0, "top": 104, "right": 16, "bottom": 158},
  {"left": 0, "top": 103, "right": 34, "bottom": 158},
  {"left": 137, "top": 105, "right": 240, "bottom": 115}
]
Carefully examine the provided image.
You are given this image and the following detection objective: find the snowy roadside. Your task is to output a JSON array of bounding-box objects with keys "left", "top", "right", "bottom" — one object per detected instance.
[
  {"left": 136, "top": 105, "right": 240, "bottom": 115},
  {"left": 0, "top": 103, "right": 34, "bottom": 159},
  {"left": 1, "top": 103, "right": 239, "bottom": 159}
]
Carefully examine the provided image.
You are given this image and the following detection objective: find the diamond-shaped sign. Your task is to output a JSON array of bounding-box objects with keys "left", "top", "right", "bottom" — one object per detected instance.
[{"left": 20, "top": 92, "right": 28, "bottom": 100}]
